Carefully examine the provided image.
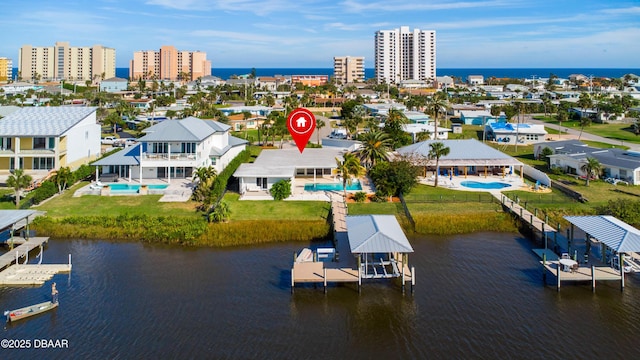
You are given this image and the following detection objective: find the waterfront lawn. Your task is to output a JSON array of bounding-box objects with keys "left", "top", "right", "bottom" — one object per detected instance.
[
  {"left": 223, "top": 192, "right": 330, "bottom": 220},
  {"left": 35, "top": 182, "right": 200, "bottom": 219},
  {"left": 348, "top": 202, "right": 401, "bottom": 215}
]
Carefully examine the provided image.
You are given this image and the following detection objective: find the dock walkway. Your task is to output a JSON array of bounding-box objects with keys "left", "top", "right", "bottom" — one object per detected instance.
[{"left": 0, "top": 237, "right": 49, "bottom": 270}]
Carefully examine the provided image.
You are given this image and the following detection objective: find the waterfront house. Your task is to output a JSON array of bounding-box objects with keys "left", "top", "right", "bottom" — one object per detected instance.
[
  {"left": 0, "top": 107, "right": 100, "bottom": 175},
  {"left": 397, "top": 139, "right": 523, "bottom": 178},
  {"left": 233, "top": 147, "right": 345, "bottom": 195},
  {"left": 93, "top": 117, "right": 247, "bottom": 182},
  {"left": 459, "top": 109, "right": 496, "bottom": 125}
]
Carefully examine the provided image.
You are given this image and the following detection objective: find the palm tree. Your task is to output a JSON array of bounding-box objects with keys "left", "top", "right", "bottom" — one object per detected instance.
[
  {"left": 426, "top": 92, "right": 448, "bottom": 138},
  {"left": 355, "top": 131, "right": 391, "bottom": 168},
  {"left": 6, "top": 169, "right": 33, "bottom": 208},
  {"left": 580, "top": 157, "right": 601, "bottom": 186},
  {"left": 52, "top": 166, "right": 74, "bottom": 193},
  {"left": 335, "top": 152, "right": 365, "bottom": 199},
  {"left": 428, "top": 142, "right": 450, "bottom": 187},
  {"left": 556, "top": 109, "right": 568, "bottom": 139},
  {"left": 315, "top": 118, "right": 326, "bottom": 145},
  {"left": 577, "top": 92, "right": 593, "bottom": 140}
]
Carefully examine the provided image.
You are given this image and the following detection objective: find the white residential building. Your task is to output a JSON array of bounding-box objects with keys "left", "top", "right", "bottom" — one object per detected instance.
[
  {"left": 374, "top": 26, "right": 436, "bottom": 84},
  {"left": 93, "top": 117, "right": 247, "bottom": 182}
]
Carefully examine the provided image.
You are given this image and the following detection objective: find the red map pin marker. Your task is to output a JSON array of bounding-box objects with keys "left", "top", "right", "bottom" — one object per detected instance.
[{"left": 287, "top": 108, "right": 316, "bottom": 153}]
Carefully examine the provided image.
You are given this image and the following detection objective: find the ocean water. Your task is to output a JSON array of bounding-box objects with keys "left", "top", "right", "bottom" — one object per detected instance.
[
  {"left": 12, "top": 67, "right": 639, "bottom": 82},
  {"left": 113, "top": 67, "right": 640, "bottom": 82}
]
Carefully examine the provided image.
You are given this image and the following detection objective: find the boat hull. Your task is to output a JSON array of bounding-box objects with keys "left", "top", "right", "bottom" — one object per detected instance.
[{"left": 6, "top": 301, "right": 58, "bottom": 322}]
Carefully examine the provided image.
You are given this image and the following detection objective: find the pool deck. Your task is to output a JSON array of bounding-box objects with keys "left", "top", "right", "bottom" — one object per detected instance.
[
  {"left": 73, "top": 178, "right": 193, "bottom": 202},
  {"left": 240, "top": 176, "right": 375, "bottom": 201},
  {"left": 419, "top": 173, "right": 527, "bottom": 192}
]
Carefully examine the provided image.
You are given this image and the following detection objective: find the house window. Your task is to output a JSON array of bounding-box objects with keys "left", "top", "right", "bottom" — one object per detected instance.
[
  {"left": 152, "top": 142, "right": 168, "bottom": 153},
  {"left": 210, "top": 157, "right": 217, "bottom": 165},
  {"left": 181, "top": 142, "right": 196, "bottom": 154},
  {"left": 33, "top": 157, "right": 54, "bottom": 170},
  {"left": 0, "top": 137, "right": 12, "bottom": 150},
  {"left": 33, "top": 137, "right": 47, "bottom": 149}
]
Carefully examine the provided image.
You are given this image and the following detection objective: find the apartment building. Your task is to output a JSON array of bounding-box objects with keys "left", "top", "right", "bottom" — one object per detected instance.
[
  {"left": 129, "top": 46, "right": 211, "bottom": 81},
  {"left": 374, "top": 26, "right": 436, "bottom": 84},
  {"left": 333, "top": 56, "right": 365, "bottom": 84},
  {"left": 0, "top": 58, "right": 12, "bottom": 81},
  {"left": 18, "top": 42, "right": 116, "bottom": 82}
]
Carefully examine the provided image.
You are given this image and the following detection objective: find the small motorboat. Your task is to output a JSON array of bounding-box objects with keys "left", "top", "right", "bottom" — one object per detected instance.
[{"left": 4, "top": 301, "right": 58, "bottom": 323}]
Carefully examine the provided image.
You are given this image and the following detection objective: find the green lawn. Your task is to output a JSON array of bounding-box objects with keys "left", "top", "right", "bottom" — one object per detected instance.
[
  {"left": 533, "top": 116, "right": 640, "bottom": 145},
  {"left": 223, "top": 192, "right": 330, "bottom": 220},
  {"left": 35, "top": 182, "right": 200, "bottom": 218},
  {"left": 348, "top": 202, "right": 401, "bottom": 215}
]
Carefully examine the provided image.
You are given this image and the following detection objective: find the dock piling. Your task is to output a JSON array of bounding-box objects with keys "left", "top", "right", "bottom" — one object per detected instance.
[
  {"left": 591, "top": 265, "right": 596, "bottom": 292},
  {"left": 323, "top": 268, "right": 327, "bottom": 294}
]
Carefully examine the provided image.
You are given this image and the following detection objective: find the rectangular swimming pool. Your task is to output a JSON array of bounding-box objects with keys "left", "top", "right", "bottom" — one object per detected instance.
[
  {"left": 304, "top": 181, "right": 362, "bottom": 192},
  {"left": 108, "top": 184, "right": 169, "bottom": 193}
]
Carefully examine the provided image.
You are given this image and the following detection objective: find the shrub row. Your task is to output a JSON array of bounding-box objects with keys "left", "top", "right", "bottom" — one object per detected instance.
[
  {"left": 32, "top": 214, "right": 208, "bottom": 246},
  {"left": 211, "top": 149, "right": 252, "bottom": 202},
  {"left": 198, "top": 220, "right": 331, "bottom": 247}
]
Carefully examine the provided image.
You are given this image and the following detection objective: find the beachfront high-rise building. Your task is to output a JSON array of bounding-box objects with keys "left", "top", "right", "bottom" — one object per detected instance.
[
  {"left": 129, "top": 46, "right": 211, "bottom": 81},
  {"left": 18, "top": 42, "right": 116, "bottom": 82},
  {"left": 333, "top": 56, "right": 365, "bottom": 84},
  {"left": 374, "top": 26, "right": 436, "bottom": 84},
  {"left": 0, "top": 57, "right": 12, "bottom": 81}
]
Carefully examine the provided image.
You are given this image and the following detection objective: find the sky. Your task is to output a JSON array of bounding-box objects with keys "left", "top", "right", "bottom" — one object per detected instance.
[{"left": 1, "top": 0, "right": 639, "bottom": 68}]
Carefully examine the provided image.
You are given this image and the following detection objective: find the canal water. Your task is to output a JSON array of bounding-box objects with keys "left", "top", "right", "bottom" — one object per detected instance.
[{"left": 1, "top": 232, "right": 640, "bottom": 358}]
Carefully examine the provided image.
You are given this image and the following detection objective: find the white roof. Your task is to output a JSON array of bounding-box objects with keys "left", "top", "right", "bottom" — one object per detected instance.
[
  {"left": 564, "top": 215, "right": 640, "bottom": 253},
  {"left": 346, "top": 215, "right": 414, "bottom": 254},
  {"left": 0, "top": 107, "right": 96, "bottom": 136},
  {"left": 233, "top": 148, "right": 345, "bottom": 178}
]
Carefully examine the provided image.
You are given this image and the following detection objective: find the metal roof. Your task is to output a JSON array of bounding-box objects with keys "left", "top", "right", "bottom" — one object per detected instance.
[
  {"left": 0, "top": 210, "right": 37, "bottom": 230},
  {"left": 92, "top": 146, "right": 140, "bottom": 166},
  {"left": 564, "top": 215, "right": 640, "bottom": 253},
  {"left": 397, "top": 139, "right": 522, "bottom": 167},
  {"left": 139, "top": 117, "right": 229, "bottom": 142},
  {"left": 233, "top": 148, "right": 345, "bottom": 179},
  {"left": 0, "top": 107, "right": 96, "bottom": 136},
  {"left": 346, "top": 215, "right": 414, "bottom": 254}
]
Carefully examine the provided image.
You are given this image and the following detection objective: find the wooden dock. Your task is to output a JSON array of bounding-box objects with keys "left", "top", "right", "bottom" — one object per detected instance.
[
  {"left": 494, "top": 193, "right": 557, "bottom": 235},
  {"left": 291, "top": 201, "right": 414, "bottom": 292},
  {"left": 0, "top": 263, "right": 72, "bottom": 286},
  {"left": 540, "top": 260, "right": 622, "bottom": 291},
  {"left": 0, "top": 237, "right": 49, "bottom": 270}
]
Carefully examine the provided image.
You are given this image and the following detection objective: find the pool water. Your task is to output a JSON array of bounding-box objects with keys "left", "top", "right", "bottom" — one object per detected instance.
[
  {"left": 108, "top": 184, "right": 169, "bottom": 193},
  {"left": 460, "top": 181, "right": 512, "bottom": 190},
  {"left": 304, "top": 181, "right": 362, "bottom": 192}
]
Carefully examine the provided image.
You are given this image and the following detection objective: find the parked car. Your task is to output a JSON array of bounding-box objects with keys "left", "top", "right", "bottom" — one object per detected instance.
[{"left": 101, "top": 136, "right": 118, "bottom": 145}]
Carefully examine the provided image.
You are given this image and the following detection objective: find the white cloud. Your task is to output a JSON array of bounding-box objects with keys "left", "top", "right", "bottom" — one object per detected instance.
[{"left": 340, "top": 0, "right": 515, "bottom": 13}]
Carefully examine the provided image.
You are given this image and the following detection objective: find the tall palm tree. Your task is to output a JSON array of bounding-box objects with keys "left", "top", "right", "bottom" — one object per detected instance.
[
  {"left": 355, "top": 131, "right": 391, "bottom": 168},
  {"left": 426, "top": 92, "right": 448, "bottom": 139},
  {"left": 428, "top": 142, "right": 450, "bottom": 187},
  {"left": 556, "top": 109, "right": 568, "bottom": 139},
  {"left": 577, "top": 92, "right": 593, "bottom": 140},
  {"left": 580, "top": 157, "right": 601, "bottom": 186},
  {"left": 6, "top": 169, "right": 32, "bottom": 208},
  {"left": 315, "top": 118, "right": 326, "bottom": 145},
  {"left": 335, "top": 152, "right": 365, "bottom": 198}
]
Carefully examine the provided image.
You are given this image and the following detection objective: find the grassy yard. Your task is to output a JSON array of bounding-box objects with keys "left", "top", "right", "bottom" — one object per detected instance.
[
  {"left": 533, "top": 116, "right": 640, "bottom": 145},
  {"left": 34, "top": 182, "right": 201, "bottom": 218},
  {"left": 223, "top": 192, "right": 330, "bottom": 220}
]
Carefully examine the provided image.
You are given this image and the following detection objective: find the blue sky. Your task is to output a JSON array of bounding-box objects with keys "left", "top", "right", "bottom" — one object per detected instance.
[{"left": 2, "top": 0, "right": 639, "bottom": 68}]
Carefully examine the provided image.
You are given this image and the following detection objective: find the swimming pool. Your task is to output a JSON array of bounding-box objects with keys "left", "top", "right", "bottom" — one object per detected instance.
[
  {"left": 459, "top": 181, "right": 512, "bottom": 190},
  {"left": 108, "top": 183, "right": 169, "bottom": 193},
  {"left": 304, "top": 181, "right": 362, "bottom": 192}
]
